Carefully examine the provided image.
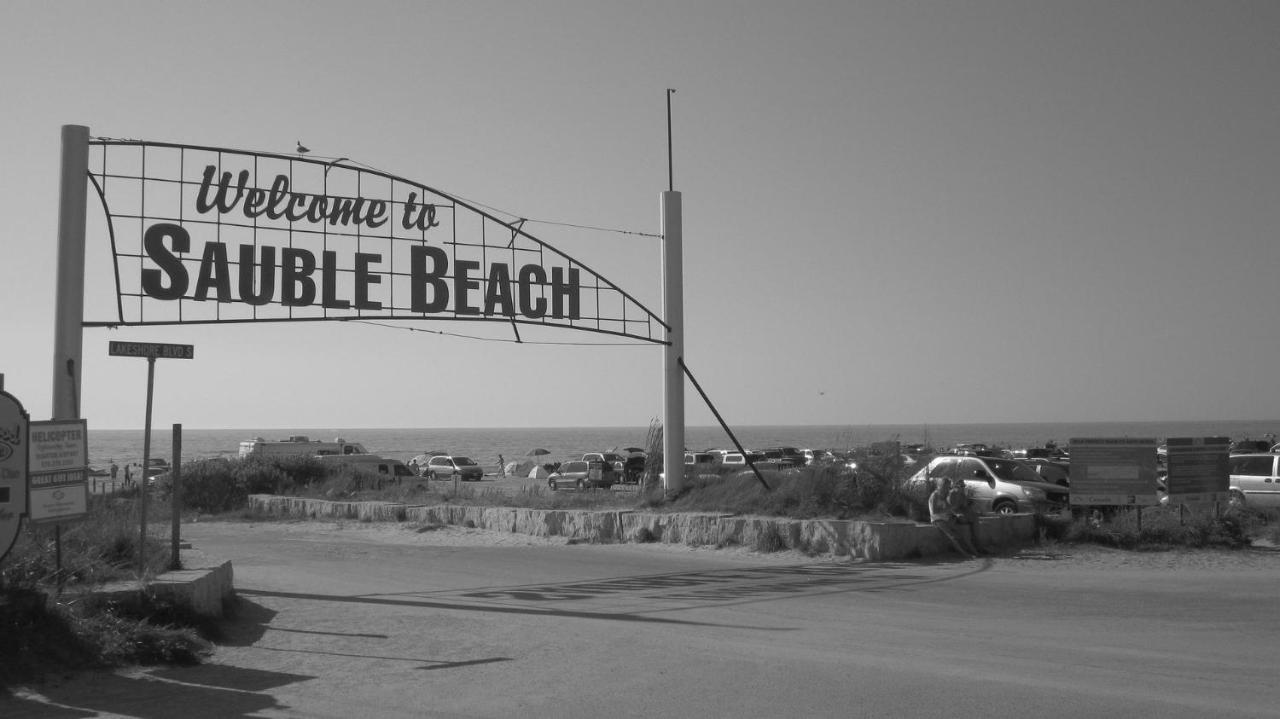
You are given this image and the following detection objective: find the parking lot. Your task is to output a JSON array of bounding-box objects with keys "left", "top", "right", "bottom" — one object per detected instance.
[{"left": 7, "top": 520, "right": 1280, "bottom": 718}]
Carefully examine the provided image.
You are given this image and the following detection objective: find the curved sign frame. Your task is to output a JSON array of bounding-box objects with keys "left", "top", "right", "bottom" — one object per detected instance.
[
  {"left": 0, "top": 390, "right": 29, "bottom": 563},
  {"left": 83, "top": 140, "right": 668, "bottom": 345}
]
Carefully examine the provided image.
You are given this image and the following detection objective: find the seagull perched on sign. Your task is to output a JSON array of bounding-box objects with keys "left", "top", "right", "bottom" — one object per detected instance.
[{"left": 296, "top": 141, "right": 310, "bottom": 154}]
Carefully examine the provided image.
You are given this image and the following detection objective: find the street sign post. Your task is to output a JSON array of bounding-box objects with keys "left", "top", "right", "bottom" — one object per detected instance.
[
  {"left": 109, "top": 341, "right": 194, "bottom": 572},
  {"left": 0, "top": 389, "right": 30, "bottom": 563}
]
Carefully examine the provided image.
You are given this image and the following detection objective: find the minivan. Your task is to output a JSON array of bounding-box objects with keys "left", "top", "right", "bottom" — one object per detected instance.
[
  {"left": 1228, "top": 453, "right": 1280, "bottom": 507},
  {"left": 906, "top": 456, "right": 1057, "bottom": 515}
]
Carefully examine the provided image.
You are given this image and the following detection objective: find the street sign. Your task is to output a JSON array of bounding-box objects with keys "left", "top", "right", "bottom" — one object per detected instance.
[
  {"left": 1069, "top": 437, "right": 1160, "bottom": 506},
  {"left": 108, "top": 341, "right": 194, "bottom": 359},
  {"left": 108, "top": 339, "right": 195, "bottom": 571},
  {"left": 1164, "top": 436, "right": 1230, "bottom": 505},
  {"left": 28, "top": 419, "right": 88, "bottom": 524},
  {"left": 0, "top": 390, "right": 30, "bottom": 562}
]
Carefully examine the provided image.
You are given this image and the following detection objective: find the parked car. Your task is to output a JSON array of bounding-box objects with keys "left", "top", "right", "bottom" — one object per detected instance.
[
  {"left": 1020, "top": 458, "right": 1070, "bottom": 487},
  {"left": 582, "top": 452, "right": 626, "bottom": 473},
  {"left": 408, "top": 453, "right": 446, "bottom": 474},
  {"left": 721, "top": 451, "right": 766, "bottom": 467},
  {"left": 905, "top": 456, "right": 1057, "bottom": 515},
  {"left": 621, "top": 454, "right": 647, "bottom": 484},
  {"left": 548, "top": 460, "right": 617, "bottom": 491},
  {"left": 423, "top": 455, "right": 484, "bottom": 481},
  {"left": 1229, "top": 440, "right": 1273, "bottom": 455},
  {"left": 684, "top": 452, "right": 716, "bottom": 467},
  {"left": 758, "top": 447, "right": 806, "bottom": 468},
  {"left": 1228, "top": 453, "right": 1280, "bottom": 507}
]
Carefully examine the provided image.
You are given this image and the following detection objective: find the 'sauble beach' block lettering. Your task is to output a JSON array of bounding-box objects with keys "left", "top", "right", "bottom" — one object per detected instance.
[{"left": 141, "top": 224, "right": 580, "bottom": 320}]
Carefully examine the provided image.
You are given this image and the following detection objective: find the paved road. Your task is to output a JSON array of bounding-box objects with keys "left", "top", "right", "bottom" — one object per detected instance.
[{"left": 6, "top": 521, "right": 1279, "bottom": 718}]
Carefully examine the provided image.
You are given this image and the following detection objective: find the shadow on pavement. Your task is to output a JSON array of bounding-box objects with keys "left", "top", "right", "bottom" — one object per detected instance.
[
  {"left": 217, "top": 596, "right": 277, "bottom": 647},
  {"left": 0, "top": 664, "right": 312, "bottom": 719}
]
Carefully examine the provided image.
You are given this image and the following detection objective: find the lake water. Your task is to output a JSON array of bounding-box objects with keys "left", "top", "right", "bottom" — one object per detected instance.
[{"left": 86, "top": 419, "right": 1280, "bottom": 471}]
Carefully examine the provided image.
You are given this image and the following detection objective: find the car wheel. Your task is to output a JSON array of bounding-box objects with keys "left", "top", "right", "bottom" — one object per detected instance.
[
  {"left": 993, "top": 500, "right": 1017, "bottom": 515},
  {"left": 575, "top": 479, "right": 584, "bottom": 491}
]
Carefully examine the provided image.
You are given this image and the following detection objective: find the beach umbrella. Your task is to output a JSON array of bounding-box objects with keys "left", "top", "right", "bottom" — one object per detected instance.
[{"left": 527, "top": 448, "right": 551, "bottom": 457}]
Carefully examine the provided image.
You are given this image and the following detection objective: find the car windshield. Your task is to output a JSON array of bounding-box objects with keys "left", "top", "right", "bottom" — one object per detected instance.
[
  {"left": 985, "top": 459, "right": 1044, "bottom": 484},
  {"left": 454, "top": 457, "right": 476, "bottom": 466},
  {"left": 563, "top": 461, "right": 587, "bottom": 472}
]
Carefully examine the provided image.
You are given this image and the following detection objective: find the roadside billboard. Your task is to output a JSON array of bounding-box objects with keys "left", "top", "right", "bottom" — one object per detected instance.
[
  {"left": 1069, "top": 437, "right": 1160, "bottom": 506},
  {"left": 28, "top": 419, "right": 88, "bottom": 524},
  {"left": 1164, "top": 436, "right": 1230, "bottom": 505}
]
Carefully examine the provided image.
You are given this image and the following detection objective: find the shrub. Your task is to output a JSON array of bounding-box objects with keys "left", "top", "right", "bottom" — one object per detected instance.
[
  {"left": 1061, "top": 505, "right": 1252, "bottom": 549},
  {"left": 177, "top": 458, "right": 243, "bottom": 514},
  {"left": 0, "top": 496, "right": 171, "bottom": 590}
]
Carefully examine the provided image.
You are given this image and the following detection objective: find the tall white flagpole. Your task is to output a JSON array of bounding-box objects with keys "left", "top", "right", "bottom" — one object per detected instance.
[{"left": 661, "top": 90, "right": 685, "bottom": 495}]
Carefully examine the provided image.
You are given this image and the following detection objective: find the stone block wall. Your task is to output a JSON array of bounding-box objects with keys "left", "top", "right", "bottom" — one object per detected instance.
[{"left": 247, "top": 495, "right": 1036, "bottom": 560}]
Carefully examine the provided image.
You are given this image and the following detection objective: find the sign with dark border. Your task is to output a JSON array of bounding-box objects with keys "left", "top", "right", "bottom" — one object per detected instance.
[
  {"left": 28, "top": 419, "right": 88, "bottom": 524},
  {"left": 0, "top": 390, "right": 29, "bottom": 562},
  {"left": 1069, "top": 437, "right": 1160, "bottom": 506},
  {"left": 108, "top": 341, "right": 194, "bottom": 359},
  {"left": 1164, "top": 436, "right": 1230, "bottom": 505}
]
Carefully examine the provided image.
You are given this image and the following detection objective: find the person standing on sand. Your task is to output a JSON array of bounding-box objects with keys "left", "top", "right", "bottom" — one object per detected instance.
[
  {"left": 497, "top": 454, "right": 506, "bottom": 477},
  {"left": 930, "top": 478, "right": 977, "bottom": 558}
]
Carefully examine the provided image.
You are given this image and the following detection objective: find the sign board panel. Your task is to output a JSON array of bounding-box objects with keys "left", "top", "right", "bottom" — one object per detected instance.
[
  {"left": 1164, "top": 436, "right": 1230, "bottom": 505},
  {"left": 82, "top": 140, "right": 667, "bottom": 345},
  {"left": 108, "top": 341, "right": 195, "bottom": 360},
  {"left": 28, "top": 419, "right": 88, "bottom": 524},
  {"left": 1069, "top": 437, "right": 1160, "bottom": 506},
  {"left": 0, "top": 390, "right": 29, "bottom": 562}
]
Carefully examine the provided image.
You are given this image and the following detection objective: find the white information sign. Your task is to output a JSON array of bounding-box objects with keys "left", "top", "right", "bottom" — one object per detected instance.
[{"left": 28, "top": 419, "right": 88, "bottom": 524}]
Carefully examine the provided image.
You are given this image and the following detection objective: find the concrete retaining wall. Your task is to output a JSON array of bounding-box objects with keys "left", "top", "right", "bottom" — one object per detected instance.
[
  {"left": 248, "top": 495, "right": 1037, "bottom": 561},
  {"left": 94, "top": 559, "right": 235, "bottom": 619}
]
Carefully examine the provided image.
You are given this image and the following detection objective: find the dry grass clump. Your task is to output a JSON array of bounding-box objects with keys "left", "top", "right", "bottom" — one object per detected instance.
[
  {"left": 659, "top": 457, "right": 920, "bottom": 521},
  {"left": 0, "top": 495, "right": 214, "bottom": 686},
  {"left": 1049, "top": 504, "right": 1259, "bottom": 550}
]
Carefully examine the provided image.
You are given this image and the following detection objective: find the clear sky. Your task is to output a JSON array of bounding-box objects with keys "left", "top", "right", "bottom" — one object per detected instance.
[{"left": 1, "top": 1, "right": 1277, "bottom": 430}]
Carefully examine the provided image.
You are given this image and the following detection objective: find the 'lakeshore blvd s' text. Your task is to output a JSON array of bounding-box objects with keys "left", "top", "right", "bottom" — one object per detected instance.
[{"left": 136, "top": 165, "right": 582, "bottom": 320}]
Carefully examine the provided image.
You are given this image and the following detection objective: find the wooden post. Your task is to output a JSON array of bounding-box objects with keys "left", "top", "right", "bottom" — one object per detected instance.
[{"left": 170, "top": 423, "right": 182, "bottom": 571}]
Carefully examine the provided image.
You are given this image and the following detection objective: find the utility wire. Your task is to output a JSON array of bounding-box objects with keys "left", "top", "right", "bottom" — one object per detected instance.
[{"left": 304, "top": 155, "right": 663, "bottom": 239}]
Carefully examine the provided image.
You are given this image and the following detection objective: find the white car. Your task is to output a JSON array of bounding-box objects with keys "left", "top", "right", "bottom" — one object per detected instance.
[{"left": 1228, "top": 453, "right": 1280, "bottom": 507}]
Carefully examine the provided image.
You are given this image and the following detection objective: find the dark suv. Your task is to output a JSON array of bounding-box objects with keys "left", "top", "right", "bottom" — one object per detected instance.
[{"left": 759, "top": 447, "right": 806, "bottom": 468}]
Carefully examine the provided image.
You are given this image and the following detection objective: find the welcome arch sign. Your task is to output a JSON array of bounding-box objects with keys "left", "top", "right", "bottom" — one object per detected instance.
[
  {"left": 81, "top": 138, "right": 668, "bottom": 343},
  {"left": 51, "top": 125, "right": 691, "bottom": 494}
]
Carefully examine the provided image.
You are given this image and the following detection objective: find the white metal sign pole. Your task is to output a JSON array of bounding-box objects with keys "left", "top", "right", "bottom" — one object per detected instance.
[
  {"left": 661, "top": 190, "right": 684, "bottom": 495},
  {"left": 52, "top": 125, "right": 90, "bottom": 421}
]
